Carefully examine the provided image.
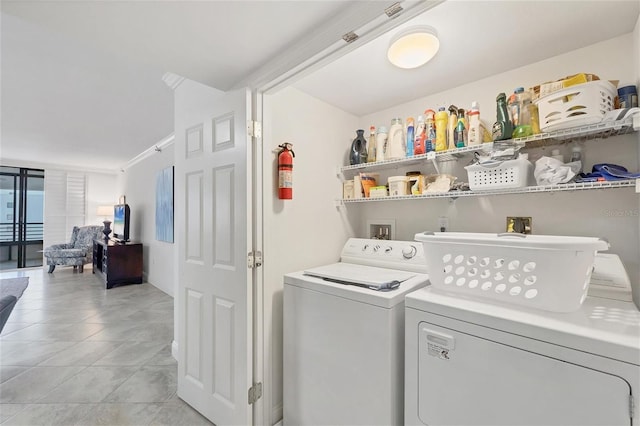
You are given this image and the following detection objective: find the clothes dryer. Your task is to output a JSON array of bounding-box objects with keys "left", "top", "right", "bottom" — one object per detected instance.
[
  {"left": 405, "top": 253, "right": 640, "bottom": 426},
  {"left": 284, "top": 238, "right": 430, "bottom": 426}
]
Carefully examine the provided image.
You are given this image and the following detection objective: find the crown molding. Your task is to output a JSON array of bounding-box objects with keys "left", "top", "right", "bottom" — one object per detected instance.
[
  {"left": 162, "top": 72, "right": 185, "bottom": 90},
  {"left": 120, "top": 133, "right": 175, "bottom": 171}
]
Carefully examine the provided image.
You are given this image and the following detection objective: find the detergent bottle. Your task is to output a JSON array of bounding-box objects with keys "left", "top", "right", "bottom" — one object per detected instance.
[
  {"left": 435, "top": 107, "right": 448, "bottom": 151},
  {"left": 467, "top": 102, "right": 482, "bottom": 146},
  {"left": 447, "top": 105, "right": 458, "bottom": 150},
  {"left": 414, "top": 115, "right": 427, "bottom": 155},
  {"left": 406, "top": 117, "right": 415, "bottom": 158},
  {"left": 424, "top": 109, "right": 436, "bottom": 153}
]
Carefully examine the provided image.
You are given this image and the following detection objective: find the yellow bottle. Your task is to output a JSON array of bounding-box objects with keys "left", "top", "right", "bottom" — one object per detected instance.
[{"left": 435, "top": 107, "right": 448, "bottom": 151}]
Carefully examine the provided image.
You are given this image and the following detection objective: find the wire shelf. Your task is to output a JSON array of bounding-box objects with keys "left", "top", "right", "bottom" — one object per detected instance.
[
  {"left": 338, "top": 180, "right": 637, "bottom": 204},
  {"left": 339, "top": 117, "right": 638, "bottom": 174}
]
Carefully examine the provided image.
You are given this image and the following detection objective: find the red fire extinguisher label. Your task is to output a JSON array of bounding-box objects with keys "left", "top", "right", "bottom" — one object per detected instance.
[{"left": 279, "top": 170, "right": 292, "bottom": 188}]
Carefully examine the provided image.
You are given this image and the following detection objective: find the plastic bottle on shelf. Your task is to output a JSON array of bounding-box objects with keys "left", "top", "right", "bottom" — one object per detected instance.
[
  {"left": 376, "top": 126, "right": 388, "bottom": 162},
  {"left": 455, "top": 108, "right": 467, "bottom": 148},
  {"left": 367, "top": 126, "right": 377, "bottom": 163},
  {"left": 424, "top": 109, "right": 436, "bottom": 153},
  {"left": 492, "top": 93, "right": 514, "bottom": 141},
  {"left": 387, "top": 118, "right": 405, "bottom": 160},
  {"left": 414, "top": 115, "right": 427, "bottom": 155},
  {"left": 551, "top": 148, "right": 564, "bottom": 163},
  {"left": 406, "top": 117, "right": 415, "bottom": 158},
  {"left": 435, "top": 107, "right": 448, "bottom": 151},
  {"left": 447, "top": 105, "right": 458, "bottom": 150},
  {"left": 512, "top": 87, "right": 534, "bottom": 138},
  {"left": 467, "top": 101, "right": 482, "bottom": 146},
  {"left": 570, "top": 145, "right": 583, "bottom": 174}
]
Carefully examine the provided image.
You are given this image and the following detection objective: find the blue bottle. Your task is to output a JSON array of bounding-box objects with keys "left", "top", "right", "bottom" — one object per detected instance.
[{"left": 406, "top": 117, "right": 415, "bottom": 158}]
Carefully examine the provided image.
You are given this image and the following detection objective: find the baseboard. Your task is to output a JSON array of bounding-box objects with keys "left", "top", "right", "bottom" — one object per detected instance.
[{"left": 171, "top": 339, "right": 179, "bottom": 361}]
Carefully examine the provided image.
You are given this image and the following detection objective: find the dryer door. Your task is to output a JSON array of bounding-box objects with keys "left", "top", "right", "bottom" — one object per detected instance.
[{"left": 418, "top": 322, "right": 631, "bottom": 426}]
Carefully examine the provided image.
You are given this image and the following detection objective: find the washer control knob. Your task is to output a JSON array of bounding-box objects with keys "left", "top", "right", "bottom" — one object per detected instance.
[
  {"left": 373, "top": 244, "right": 381, "bottom": 252},
  {"left": 384, "top": 246, "right": 392, "bottom": 253},
  {"left": 362, "top": 244, "right": 369, "bottom": 252},
  {"left": 402, "top": 245, "right": 417, "bottom": 259}
]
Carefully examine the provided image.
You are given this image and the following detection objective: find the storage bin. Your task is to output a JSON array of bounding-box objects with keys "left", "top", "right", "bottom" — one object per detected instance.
[
  {"left": 535, "top": 80, "right": 616, "bottom": 132},
  {"left": 465, "top": 157, "right": 533, "bottom": 191},
  {"left": 414, "top": 232, "right": 610, "bottom": 312},
  {"left": 388, "top": 176, "right": 410, "bottom": 196}
]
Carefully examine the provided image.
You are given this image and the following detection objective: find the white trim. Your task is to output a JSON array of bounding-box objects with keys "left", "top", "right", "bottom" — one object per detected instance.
[
  {"left": 171, "top": 339, "right": 179, "bottom": 361},
  {"left": 239, "top": 1, "right": 444, "bottom": 94},
  {"left": 121, "top": 133, "right": 175, "bottom": 171},
  {"left": 162, "top": 72, "right": 185, "bottom": 90}
]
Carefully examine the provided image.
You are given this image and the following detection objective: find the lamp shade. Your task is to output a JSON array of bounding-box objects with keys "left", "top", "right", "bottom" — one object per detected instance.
[
  {"left": 387, "top": 26, "right": 440, "bottom": 69},
  {"left": 97, "top": 205, "right": 113, "bottom": 217}
]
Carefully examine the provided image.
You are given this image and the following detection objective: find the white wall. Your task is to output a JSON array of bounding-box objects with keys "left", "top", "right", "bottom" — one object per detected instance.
[
  {"left": 357, "top": 33, "right": 640, "bottom": 305},
  {"left": 116, "top": 144, "right": 176, "bottom": 296},
  {"left": 262, "top": 86, "right": 359, "bottom": 424}
]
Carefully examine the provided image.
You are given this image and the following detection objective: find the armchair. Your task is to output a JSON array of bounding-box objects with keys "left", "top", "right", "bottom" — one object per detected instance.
[{"left": 44, "top": 225, "right": 103, "bottom": 273}]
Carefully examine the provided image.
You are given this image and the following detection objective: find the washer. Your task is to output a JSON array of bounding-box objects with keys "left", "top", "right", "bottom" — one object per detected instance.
[
  {"left": 405, "top": 253, "right": 640, "bottom": 426},
  {"left": 283, "top": 238, "right": 430, "bottom": 426}
]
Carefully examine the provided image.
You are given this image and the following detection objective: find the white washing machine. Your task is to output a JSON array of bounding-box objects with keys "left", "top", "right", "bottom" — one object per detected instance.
[
  {"left": 283, "top": 238, "right": 430, "bottom": 426},
  {"left": 405, "top": 253, "right": 640, "bottom": 426}
]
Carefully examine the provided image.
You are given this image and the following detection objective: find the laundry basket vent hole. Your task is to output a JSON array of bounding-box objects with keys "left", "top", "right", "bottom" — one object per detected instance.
[
  {"left": 455, "top": 266, "right": 465, "bottom": 276},
  {"left": 495, "top": 284, "right": 507, "bottom": 294},
  {"left": 508, "top": 260, "right": 520, "bottom": 270},
  {"left": 442, "top": 254, "right": 452, "bottom": 263},
  {"left": 467, "top": 256, "right": 477, "bottom": 265},
  {"left": 454, "top": 255, "right": 465, "bottom": 264},
  {"left": 509, "top": 273, "right": 521, "bottom": 284},
  {"left": 523, "top": 262, "right": 536, "bottom": 272},
  {"left": 481, "top": 282, "right": 493, "bottom": 291},
  {"left": 524, "top": 275, "right": 537, "bottom": 286},
  {"left": 509, "top": 286, "right": 522, "bottom": 296},
  {"left": 444, "top": 276, "right": 454, "bottom": 285},
  {"left": 468, "top": 279, "right": 479, "bottom": 289},
  {"left": 456, "top": 278, "right": 466, "bottom": 287},
  {"left": 525, "top": 289, "right": 538, "bottom": 299}
]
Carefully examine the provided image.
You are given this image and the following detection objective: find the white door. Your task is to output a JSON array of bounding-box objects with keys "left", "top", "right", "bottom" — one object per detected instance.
[{"left": 175, "top": 81, "right": 254, "bottom": 426}]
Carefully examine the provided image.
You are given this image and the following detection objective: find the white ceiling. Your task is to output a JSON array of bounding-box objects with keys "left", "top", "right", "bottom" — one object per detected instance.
[
  {"left": 1, "top": 1, "right": 639, "bottom": 172},
  {"left": 293, "top": 0, "right": 640, "bottom": 116}
]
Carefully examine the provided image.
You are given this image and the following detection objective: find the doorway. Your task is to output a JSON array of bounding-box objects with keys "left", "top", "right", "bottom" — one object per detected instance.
[{"left": 0, "top": 166, "right": 45, "bottom": 270}]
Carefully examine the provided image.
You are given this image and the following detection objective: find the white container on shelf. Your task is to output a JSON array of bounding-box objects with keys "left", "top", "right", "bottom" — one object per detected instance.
[
  {"left": 465, "top": 156, "right": 533, "bottom": 191},
  {"left": 388, "top": 176, "right": 410, "bottom": 196},
  {"left": 535, "top": 80, "right": 616, "bottom": 132},
  {"left": 414, "top": 231, "right": 610, "bottom": 312}
]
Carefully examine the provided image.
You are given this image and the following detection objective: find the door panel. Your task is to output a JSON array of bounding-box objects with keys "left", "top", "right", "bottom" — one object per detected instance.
[
  {"left": 418, "top": 322, "right": 631, "bottom": 425},
  {"left": 176, "top": 82, "right": 252, "bottom": 426}
]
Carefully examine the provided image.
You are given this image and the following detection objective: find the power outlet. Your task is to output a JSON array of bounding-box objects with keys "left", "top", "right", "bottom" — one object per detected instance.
[{"left": 438, "top": 216, "right": 449, "bottom": 232}]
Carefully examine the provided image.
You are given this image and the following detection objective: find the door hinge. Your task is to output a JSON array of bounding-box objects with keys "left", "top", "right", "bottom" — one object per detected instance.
[
  {"left": 247, "top": 120, "right": 262, "bottom": 139},
  {"left": 630, "top": 395, "right": 635, "bottom": 419},
  {"left": 248, "top": 382, "right": 262, "bottom": 404},
  {"left": 247, "top": 250, "right": 263, "bottom": 269},
  {"left": 385, "top": 2, "right": 403, "bottom": 18}
]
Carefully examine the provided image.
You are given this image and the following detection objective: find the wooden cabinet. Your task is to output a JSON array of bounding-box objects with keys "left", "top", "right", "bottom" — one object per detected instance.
[{"left": 93, "top": 239, "right": 143, "bottom": 289}]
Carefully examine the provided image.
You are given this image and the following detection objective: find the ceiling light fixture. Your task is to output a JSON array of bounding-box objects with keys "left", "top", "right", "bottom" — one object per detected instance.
[{"left": 387, "top": 26, "right": 440, "bottom": 69}]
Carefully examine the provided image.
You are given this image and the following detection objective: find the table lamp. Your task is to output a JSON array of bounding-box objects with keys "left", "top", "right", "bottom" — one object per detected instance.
[{"left": 97, "top": 205, "right": 113, "bottom": 239}]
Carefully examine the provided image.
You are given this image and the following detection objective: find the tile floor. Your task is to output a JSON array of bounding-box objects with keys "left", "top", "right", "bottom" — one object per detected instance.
[{"left": 0, "top": 267, "right": 213, "bottom": 425}]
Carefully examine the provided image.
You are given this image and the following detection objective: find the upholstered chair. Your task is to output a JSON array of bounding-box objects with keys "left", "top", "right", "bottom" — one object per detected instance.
[{"left": 43, "top": 225, "right": 103, "bottom": 273}]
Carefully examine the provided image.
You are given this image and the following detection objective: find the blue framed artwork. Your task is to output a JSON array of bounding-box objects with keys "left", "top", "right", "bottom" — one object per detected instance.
[{"left": 156, "top": 166, "right": 174, "bottom": 243}]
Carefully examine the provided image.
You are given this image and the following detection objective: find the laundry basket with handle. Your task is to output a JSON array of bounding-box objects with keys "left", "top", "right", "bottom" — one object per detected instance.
[{"left": 414, "top": 232, "right": 610, "bottom": 312}]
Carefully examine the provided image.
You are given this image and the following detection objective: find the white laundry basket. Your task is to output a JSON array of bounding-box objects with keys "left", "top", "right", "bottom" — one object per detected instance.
[{"left": 414, "top": 232, "right": 610, "bottom": 312}]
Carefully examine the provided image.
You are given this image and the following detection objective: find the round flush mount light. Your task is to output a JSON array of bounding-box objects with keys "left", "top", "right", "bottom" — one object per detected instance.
[{"left": 387, "top": 26, "right": 440, "bottom": 69}]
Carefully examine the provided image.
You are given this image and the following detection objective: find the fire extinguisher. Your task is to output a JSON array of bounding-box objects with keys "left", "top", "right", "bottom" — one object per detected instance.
[{"left": 277, "top": 143, "right": 294, "bottom": 200}]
